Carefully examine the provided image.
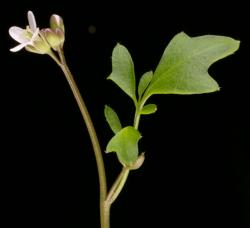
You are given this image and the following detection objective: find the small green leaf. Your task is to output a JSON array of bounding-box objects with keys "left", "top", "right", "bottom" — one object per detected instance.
[
  {"left": 140, "top": 104, "right": 157, "bottom": 115},
  {"left": 138, "top": 71, "right": 153, "bottom": 99},
  {"left": 106, "top": 126, "right": 141, "bottom": 166},
  {"left": 108, "top": 44, "right": 137, "bottom": 103},
  {"left": 104, "top": 105, "right": 122, "bottom": 134},
  {"left": 144, "top": 32, "right": 240, "bottom": 98}
]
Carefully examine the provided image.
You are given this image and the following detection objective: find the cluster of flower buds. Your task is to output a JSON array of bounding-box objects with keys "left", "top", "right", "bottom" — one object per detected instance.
[{"left": 9, "top": 11, "right": 65, "bottom": 54}]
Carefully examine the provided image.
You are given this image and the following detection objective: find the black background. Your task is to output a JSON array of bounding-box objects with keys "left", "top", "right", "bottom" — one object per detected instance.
[{"left": 1, "top": 1, "right": 249, "bottom": 227}]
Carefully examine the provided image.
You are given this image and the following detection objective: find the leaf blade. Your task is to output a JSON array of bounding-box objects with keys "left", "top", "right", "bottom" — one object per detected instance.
[
  {"left": 104, "top": 105, "right": 122, "bottom": 134},
  {"left": 108, "top": 44, "right": 137, "bottom": 103},
  {"left": 145, "top": 32, "right": 240, "bottom": 97},
  {"left": 140, "top": 104, "right": 157, "bottom": 115},
  {"left": 106, "top": 126, "right": 141, "bottom": 166}
]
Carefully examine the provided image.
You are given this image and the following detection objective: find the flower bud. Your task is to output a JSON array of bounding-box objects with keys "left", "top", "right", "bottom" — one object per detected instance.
[
  {"left": 41, "top": 28, "right": 64, "bottom": 51},
  {"left": 50, "top": 14, "right": 65, "bottom": 32}
]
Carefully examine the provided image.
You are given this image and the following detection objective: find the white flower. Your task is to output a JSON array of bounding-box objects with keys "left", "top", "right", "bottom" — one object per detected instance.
[{"left": 9, "top": 11, "right": 50, "bottom": 54}]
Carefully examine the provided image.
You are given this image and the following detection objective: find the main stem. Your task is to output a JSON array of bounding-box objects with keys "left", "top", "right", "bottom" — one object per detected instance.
[
  {"left": 49, "top": 49, "right": 147, "bottom": 228},
  {"left": 50, "top": 51, "right": 108, "bottom": 228}
]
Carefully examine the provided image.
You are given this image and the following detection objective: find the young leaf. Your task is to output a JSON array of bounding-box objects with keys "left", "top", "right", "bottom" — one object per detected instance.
[
  {"left": 138, "top": 71, "right": 153, "bottom": 99},
  {"left": 140, "top": 104, "right": 157, "bottom": 115},
  {"left": 104, "top": 105, "right": 122, "bottom": 134},
  {"left": 108, "top": 44, "right": 137, "bottom": 103},
  {"left": 106, "top": 126, "right": 141, "bottom": 166},
  {"left": 144, "top": 32, "right": 240, "bottom": 98}
]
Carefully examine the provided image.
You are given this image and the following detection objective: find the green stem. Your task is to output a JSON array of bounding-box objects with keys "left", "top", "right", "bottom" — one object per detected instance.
[
  {"left": 104, "top": 167, "right": 129, "bottom": 228},
  {"left": 50, "top": 50, "right": 108, "bottom": 228},
  {"left": 133, "top": 98, "right": 148, "bottom": 130},
  {"left": 48, "top": 51, "right": 61, "bottom": 66},
  {"left": 106, "top": 167, "right": 130, "bottom": 204},
  {"left": 133, "top": 108, "right": 141, "bottom": 130}
]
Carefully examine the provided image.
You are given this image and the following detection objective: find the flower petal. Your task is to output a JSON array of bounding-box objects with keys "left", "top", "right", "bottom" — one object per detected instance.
[
  {"left": 9, "top": 26, "right": 29, "bottom": 43},
  {"left": 10, "top": 42, "right": 29, "bottom": 52},
  {"left": 27, "top": 11, "right": 37, "bottom": 33}
]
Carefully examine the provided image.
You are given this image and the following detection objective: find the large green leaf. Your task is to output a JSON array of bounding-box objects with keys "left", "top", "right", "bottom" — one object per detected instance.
[
  {"left": 104, "top": 105, "right": 122, "bottom": 134},
  {"left": 108, "top": 44, "right": 137, "bottom": 103},
  {"left": 144, "top": 32, "right": 240, "bottom": 98},
  {"left": 106, "top": 126, "right": 141, "bottom": 166}
]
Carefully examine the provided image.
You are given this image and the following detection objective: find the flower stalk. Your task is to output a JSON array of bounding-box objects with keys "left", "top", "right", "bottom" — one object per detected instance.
[{"left": 56, "top": 52, "right": 108, "bottom": 228}]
